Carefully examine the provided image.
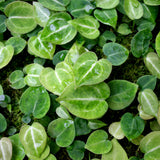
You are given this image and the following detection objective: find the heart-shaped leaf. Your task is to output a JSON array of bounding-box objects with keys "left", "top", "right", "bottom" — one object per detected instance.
[
  {"left": 95, "top": 0, "right": 119, "bottom": 9},
  {"left": 73, "top": 52, "right": 112, "bottom": 87},
  {"left": 0, "top": 137, "right": 12, "bottom": 160},
  {"left": 57, "top": 82, "right": 110, "bottom": 119},
  {"left": 40, "top": 61, "right": 73, "bottom": 95},
  {"left": 48, "top": 118, "right": 75, "bottom": 147},
  {"left": 117, "top": 23, "right": 132, "bottom": 35},
  {"left": 85, "top": 130, "right": 112, "bottom": 154},
  {"left": 20, "top": 86, "right": 50, "bottom": 118},
  {"left": 94, "top": 9, "right": 117, "bottom": 29}
]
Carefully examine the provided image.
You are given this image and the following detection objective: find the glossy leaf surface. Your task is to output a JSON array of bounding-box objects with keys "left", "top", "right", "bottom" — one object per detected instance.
[{"left": 95, "top": 0, "right": 119, "bottom": 9}]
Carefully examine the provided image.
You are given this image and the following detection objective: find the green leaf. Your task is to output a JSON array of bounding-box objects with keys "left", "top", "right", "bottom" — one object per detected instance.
[
  {"left": 40, "top": 61, "right": 74, "bottom": 95},
  {"left": 74, "top": 117, "right": 91, "bottom": 136},
  {"left": 156, "top": 31, "right": 160, "bottom": 56},
  {"left": 109, "top": 122, "right": 125, "bottom": 140},
  {"left": 57, "top": 82, "right": 110, "bottom": 119},
  {"left": 67, "top": 140, "right": 85, "bottom": 160},
  {"left": 48, "top": 118, "right": 75, "bottom": 147},
  {"left": 137, "top": 75, "right": 157, "bottom": 91},
  {"left": 107, "top": 80, "right": 138, "bottom": 110},
  {"left": 117, "top": 23, "right": 132, "bottom": 35},
  {"left": 9, "top": 70, "right": 26, "bottom": 89},
  {"left": 33, "top": 2, "right": 51, "bottom": 27},
  {"left": 0, "top": 113, "right": 7, "bottom": 133},
  {"left": 0, "top": 137, "right": 12, "bottom": 160},
  {"left": 0, "top": 85, "right": 3, "bottom": 95},
  {"left": 23, "top": 63, "right": 44, "bottom": 87},
  {"left": 0, "top": 44, "right": 14, "bottom": 69},
  {"left": 85, "top": 130, "right": 112, "bottom": 154},
  {"left": 120, "top": 112, "right": 145, "bottom": 140},
  {"left": 140, "top": 131, "right": 160, "bottom": 160},
  {"left": 0, "top": 15, "right": 6, "bottom": 33},
  {"left": 131, "top": 29, "right": 152, "bottom": 58},
  {"left": 19, "top": 122, "right": 48, "bottom": 159},
  {"left": 5, "top": 37, "right": 26, "bottom": 55},
  {"left": 45, "top": 154, "right": 57, "bottom": 160},
  {"left": 40, "top": 12, "right": 77, "bottom": 45},
  {"left": 103, "top": 42, "right": 129, "bottom": 66},
  {"left": 144, "top": 0, "right": 160, "bottom": 6},
  {"left": 102, "top": 138, "right": 128, "bottom": 160},
  {"left": 9, "top": 134, "right": 25, "bottom": 160},
  {"left": 94, "top": 9, "right": 117, "bottom": 29},
  {"left": 38, "top": 0, "right": 70, "bottom": 11},
  {"left": 67, "top": 0, "right": 95, "bottom": 18},
  {"left": 144, "top": 52, "right": 160, "bottom": 79},
  {"left": 5, "top": 1, "right": 37, "bottom": 34},
  {"left": 95, "top": 0, "right": 119, "bottom": 9},
  {"left": 56, "top": 105, "right": 72, "bottom": 119},
  {"left": 20, "top": 86, "right": 50, "bottom": 118},
  {"left": 34, "top": 57, "right": 46, "bottom": 66},
  {"left": 69, "top": 15, "right": 100, "bottom": 39},
  {"left": 150, "top": 120, "right": 160, "bottom": 131},
  {"left": 73, "top": 52, "right": 112, "bottom": 87},
  {"left": 138, "top": 89, "right": 159, "bottom": 117},
  {"left": 88, "top": 120, "right": 106, "bottom": 130},
  {"left": 124, "top": 0, "right": 143, "bottom": 20}
]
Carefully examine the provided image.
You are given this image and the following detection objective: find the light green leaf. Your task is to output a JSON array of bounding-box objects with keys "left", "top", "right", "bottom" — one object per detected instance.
[
  {"left": 0, "top": 85, "right": 3, "bottom": 95},
  {"left": 85, "top": 130, "right": 112, "bottom": 154},
  {"left": 48, "top": 118, "right": 75, "bottom": 147},
  {"left": 95, "top": 0, "right": 119, "bottom": 9},
  {"left": 144, "top": 0, "right": 160, "bottom": 6},
  {"left": 73, "top": 52, "right": 112, "bottom": 87},
  {"left": 156, "top": 31, "right": 160, "bottom": 56},
  {"left": 120, "top": 112, "right": 145, "bottom": 140},
  {"left": 33, "top": 2, "right": 51, "bottom": 27},
  {"left": 40, "top": 12, "right": 77, "bottom": 45},
  {"left": 94, "top": 9, "right": 117, "bottom": 29},
  {"left": 57, "top": 82, "right": 110, "bottom": 119},
  {"left": 0, "top": 44, "right": 14, "bottom": 69},
  {"left": 56, "top": 105, "right": 72, "bottom": 119},
  {"left": 0, "top": 15, "right": 6, "bottom": 33},
  {"left": 45, "top": 154, "right": 57, "bottom": 160},
  {"left": 23, "top": 63, "right": 44, "bottom": 87},
  {"left": 38, "top": 0, "right": 70, "bottom": 11},
  {"left": 88, "top": 120, "right": 106, "bottom": 130},
  {"left": 117, "top": 23, "right": 132, "bottom": 35},
  {"left": 131, "top": 29, "right": 152, "bottom": 58},
  {"left": 19, "top": 122, "right": 48, "bottom": 159},
  {"left": 5, "top": 1, "right": 37, "bottom": 34},
  {"left": 9, "top": 70, "right": 26, "bottom": 89},
  {"left": 5, "top": 37, "right": 26, "bottom": 55},
  {"left": 124, "top": 0, "right": 143, "bottom": 20},
  {"left": 69, "top": 15, "right": 100, "bottom": 39},
  {"left": 140, "top": 131, "right": 160, "bottom": 160},
  {"left": 0, "top": 137, "right": 12, "bottom": 160},
  {"left": 107, "top": 80, "right": 138, "bottom": 110},
  {"left": 138, "top": 89, "right": 159, "bottom": 118},
  {"left": 102, "top": 138, "right": 128, "bottom": 160},
  {"left": 109, "top": 122, "right": 125, "bottom": 140},
  {"left": 144, "top": 52, "right": 160, "bottom": 79},
  {"left": 0, "top": 113, "right": 7, "bottom": 133},
  {"left": 20, "top": 86, "right": 50, "bottom": 118},
  {"left": 103, "top": 42, "right": 129, "bottom": 66},
  {"left": 9, "top": 134, "right": 25, "bottom": 160},
  {"left": 40, "top": 61, "right": 74, "bottom": 95}
]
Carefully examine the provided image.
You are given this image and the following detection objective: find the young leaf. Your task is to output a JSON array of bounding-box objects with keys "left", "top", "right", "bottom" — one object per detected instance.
[
  {"left": 47, "top": 118, "right": 75, "bottom": 147},
  {"left": 103, "top": 42, "right": 129, "bottom": 66},
  {"left": 0, "top": 113, "right": 7, "bottom": 133},
  {"left": 4, "top": 1, "right": 37, "bottom": 34},
  {"left": 38, "top": 0, "right": 70, "bottom": 11},
  {"left": 138, "top": 89, "right": 159, "bottom": 118},
  {"left": 0, "top": 137, "right": 12, "bottom": 160},
  {"left": 131, "top": 29, "right": 152, "bottom": 58},
  {"left": 88, "top": 120, "right": 106, "bottom": 130},
  {"left": 20, "top": 86, "right": 50, "bottom": 119},
  {"left": 19, "top": 122, "right": 48, "bottom": 159},
  {"left": 0, "top": 15, "right": 6, "bottom": 33},
  {"left": 73, "top": 52, "right": 112, "bottom": 87},
  {"left": 40, "top": 61, "right": 74, "bottom": 95},
  {"left": 95, "top": 0, "right": 119, "bottom": 9},
  {"left": 144, "top": 0, "right": 160, "bottom": 6},
  {"left": 57, "top": 82, "right": 110, "bottom": 119},
  {"left": 124, "top": 0, "right": 143, "bottom": 20},
  {"left": 40, "top": 12, "right": 77, "bottom": 45},
  {"left": 120, "top": 112, "right": 145, "bottom": 140},
  {"left": 85, "top": 130, "right": 112, "bottom": 154},
  {"left": 102, "top": 138, "right": 128, "bottom": 160},
  {"left": 107, "top": 80, "right": 138, "bottom": 110},
  {"left": 67, "top": 140, "right": 85, "bottom": 160},
  {"left": 69, "top": 16, "right": 100, "bottom": 39},
  {"left": 94, "top": 9, "right": 117, "bottom": 29},
  {"left": 140, "top": 131, "right": 160, "bottom": 160},
  {"left": 117, "top": 23, "right": 132, "bottom": 35},
  {"left": 23, "top": 63, "right": 44, "bottom": 87},
  {"left": 109, "top": 122, "right": 125, "bottom": 140}
]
